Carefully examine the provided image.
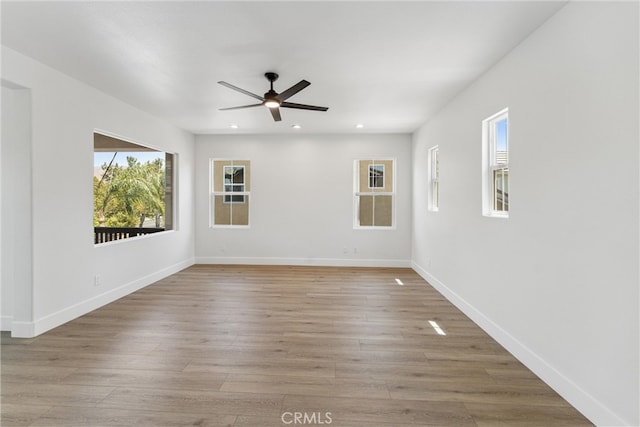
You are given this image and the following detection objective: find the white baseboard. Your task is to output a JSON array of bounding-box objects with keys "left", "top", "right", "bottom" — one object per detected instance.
[
  {"left": 9, "top": 321, "right": 35, "bottom": 338},
  {"left": 23, "top": 258, "right": 195, "bottom": 338},
  {"left": 195, "top": 256, "right": 411, "bottom": 268},
  {"left": 1, "top": 315, "right": 14, "bottom": 331},
  {"left": 411, "top": 261, "right": 628, "bottom": 427}
]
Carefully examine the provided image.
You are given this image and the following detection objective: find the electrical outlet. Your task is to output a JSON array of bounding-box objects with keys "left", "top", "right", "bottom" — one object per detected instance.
[
  {"left": 343, "top": 246, "right": 348, "bottom": 254},
  {"left": 94, "top": 275, "right": 100, "bottom": 287}
]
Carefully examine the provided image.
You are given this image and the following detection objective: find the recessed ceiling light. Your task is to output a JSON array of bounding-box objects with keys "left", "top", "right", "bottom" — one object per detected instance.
[
  {"left": 292, "top": 124, "right": 301, "bottom": 129},
  {"left": 230, "top": 124, "right": 239, "bottom": 129},
  {"left": 356, "top": 124, "right": 364, "bottom": 129}
]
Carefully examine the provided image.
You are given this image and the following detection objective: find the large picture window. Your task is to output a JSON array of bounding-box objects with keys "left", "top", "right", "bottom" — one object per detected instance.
[
  {"left": 211, "top": 159, "right": 250, "bottom": 226},
  {"left": 93, "top": 132, "right": 175, "bottom": 244},
  {"left": 354, "top": 159, "right": 395, "bottom": 228},
  {"left": 482, "top": 108, "right": 509, "bottom": 217}
]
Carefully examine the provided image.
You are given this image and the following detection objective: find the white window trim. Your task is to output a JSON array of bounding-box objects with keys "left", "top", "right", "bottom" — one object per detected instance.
[
  {"left": 427, "top": 146, "right": 439, "bottom": 212},
  {"left": 222, "top": 165, "right": 246, "bottom": 204},
  {"left": 353, "top": 158, "right": 396, "bottom": 229},
  {"left": 368, "top": 163, "right": 385, "bottom": 189},
  {"left": 93, "top": 130, "right": 178, "bottom": 246},
  {"left": 482, "top": 108, "right": 509, "bottom": 218},
  {"left": 210, "top": 159, "right": 251, "bottom": 228}
]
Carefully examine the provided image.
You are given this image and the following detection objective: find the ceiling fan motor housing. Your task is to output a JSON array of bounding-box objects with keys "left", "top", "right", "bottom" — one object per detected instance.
[
  {"left": 264, "top": 72, "right": 281, "bottom": 105},
  {"left": 265, "top": 72, "right": 279, "bottom": 83}
]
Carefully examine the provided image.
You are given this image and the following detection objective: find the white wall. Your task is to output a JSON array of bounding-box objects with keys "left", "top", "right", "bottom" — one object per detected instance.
[
  {"left": 195, "top": 133, "right": 412, "bottom": 267},
  {"left": 1, "top": 84, "right": 33, "bottom": 331},
  {"left": 412, "top": 2, "right": 638, "bottom": 426},
  {"left": 1, "top": 47, "right": 196, "bottom": 337}
]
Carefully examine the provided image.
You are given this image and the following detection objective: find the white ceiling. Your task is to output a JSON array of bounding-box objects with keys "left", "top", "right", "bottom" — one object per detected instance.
[{"left": 1, "top": 1, "right": 566, "bottom": 134}]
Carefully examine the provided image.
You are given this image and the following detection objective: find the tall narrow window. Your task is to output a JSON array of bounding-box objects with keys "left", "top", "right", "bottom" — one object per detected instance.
[
  {"left": 428, "top": 146, "right": 439, "bottom": 211},
  {"left": 211, "top": 159, "right": 250, "bottom": 227},
  {"left": 482, "top": 109, "right": 509, "bottom": 217},
  {"left": 354, "top": 159, "right": 395, "bottom": 228}
]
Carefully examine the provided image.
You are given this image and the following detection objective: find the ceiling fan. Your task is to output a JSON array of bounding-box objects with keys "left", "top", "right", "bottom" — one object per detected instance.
[{"left": 218, "top": 72, "right": 329, "bottom": 122}]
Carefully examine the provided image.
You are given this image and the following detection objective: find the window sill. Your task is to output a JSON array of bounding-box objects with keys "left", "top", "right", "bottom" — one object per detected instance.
[
  {"left": 483, "top": 212, "right": 509, "bottom": 219},
  {"left": 354, "top": 226, "right": 397, "bottom": 230}
]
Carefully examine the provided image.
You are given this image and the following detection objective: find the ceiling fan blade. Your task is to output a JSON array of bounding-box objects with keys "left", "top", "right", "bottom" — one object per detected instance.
[
  {"left": 218, "top": 81, "right": 264, "bottom": 101},
  {"left": 276, "top": 80, "right": 310, "bottom": 102},
  {"left": 269, "top": 107, "right": 282, "bottom": 122},
  {"left": 281, "top": 101, "right": 329, "bottom": 112},
  {"left": 219, "top": 103, "right": 263, "bottom": 111}
]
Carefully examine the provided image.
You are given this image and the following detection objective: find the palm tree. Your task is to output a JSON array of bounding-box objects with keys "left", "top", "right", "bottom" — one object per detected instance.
[{"left": 94, "top": 155, "right": 165, "bottom": 228}]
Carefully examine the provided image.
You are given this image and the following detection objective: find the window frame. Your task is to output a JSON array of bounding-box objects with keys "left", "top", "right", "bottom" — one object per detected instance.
[
  {"left": 354, "top": 158, "right": 396, "bottom": 229},
  {"left": 210, "top": 159, "right": 251, "bottom": 228},
  {"left": 223, "top": 164, "right": 246, "bottom": 204},
  {"left": 427, "top": 146, "right": 439, "bottom": 212},
  {"left": 368, "top": 163, "right": 385, "bottom": 189},
  {"left": 93, "top": 131, "right": 177, "bottom": 246},
  {"left": 482, "top": 108, "right": 509, "bottom": 218}
]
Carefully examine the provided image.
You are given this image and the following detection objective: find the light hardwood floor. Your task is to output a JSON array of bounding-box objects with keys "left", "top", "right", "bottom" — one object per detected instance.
[{"left": 1, "top": 265, "right": 592, "bottom": 426}]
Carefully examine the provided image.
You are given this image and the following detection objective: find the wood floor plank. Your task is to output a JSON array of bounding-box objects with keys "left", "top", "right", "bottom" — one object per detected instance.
[
  {"left": 184, "top": 357, "right": 336, "bottom": 378},
  {"left": 220, "top": 373, "right": 390, "bottom": 399},
  {"left": 0, "top": 264, "right": 592, "bottom": 426},
  {"left": 23, "top": 335, "right": 161, "bottom": 355},
  {"left": 387, "top": 378, "right": 572, "bottom": 406},
  {"left": 1, "top": 382, "right": 115, "bottom": 407},
  {"left": 286, "top": 348, "right": 431, "bottom": 365},
  {"left": 235, "top": 415, "right": 432, "bottom": 427},
  {"left": 465, "top": 402, "right": 593, "bottom": 427},
  {"left": 335, "top": 361, "right": 490, "bottom": 382},
  {"left": 29, "top": 406, "right": 237, "bottom": 427},
  {"left": 1, "top": 346, "right": 142, "bottom": 368},
  {"left": 97, "top": 388, "right": 284, "bottom": 417},
  {"left": 282, "top": 394, "right": 477, "bottom": 426},
  {"left": 60, "top": 367, "right": 228, "bottom": 391},
  {"left": 1, "top": 364, "right": 78, "bottom": 384},
  {"left": 0, "top": 403, "right": 53, "bottom": 427}
]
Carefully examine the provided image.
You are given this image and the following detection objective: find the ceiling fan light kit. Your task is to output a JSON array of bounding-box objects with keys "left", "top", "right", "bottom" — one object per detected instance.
[
  {"left": 218, "top": 72, "right": 329, "bottom": 122},
  {"left": 264, "top": 99, "right": 280, "bottom": 109}
]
